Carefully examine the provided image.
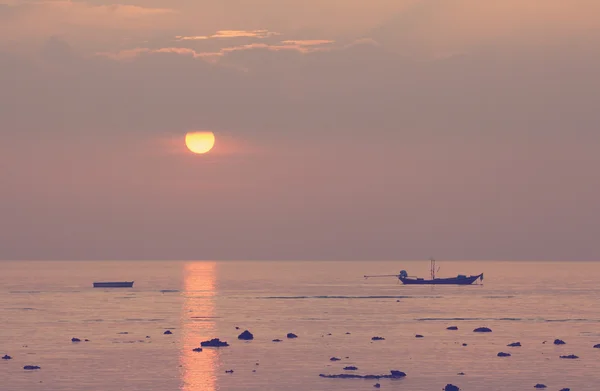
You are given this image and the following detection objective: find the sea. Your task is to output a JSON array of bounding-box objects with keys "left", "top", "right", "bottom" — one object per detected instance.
[{"left": 1, "top": 260, "right": 599, "bottom": 391}]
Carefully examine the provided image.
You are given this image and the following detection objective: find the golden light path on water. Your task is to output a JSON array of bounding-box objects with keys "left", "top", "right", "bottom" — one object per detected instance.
[{"left": 180, "top": 262, "right": 217, "bottom": 391}]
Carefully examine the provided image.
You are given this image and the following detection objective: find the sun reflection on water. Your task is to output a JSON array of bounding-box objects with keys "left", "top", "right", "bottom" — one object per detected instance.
[{"left": 180, "top": 262, "right": 218, "bottom": 391}]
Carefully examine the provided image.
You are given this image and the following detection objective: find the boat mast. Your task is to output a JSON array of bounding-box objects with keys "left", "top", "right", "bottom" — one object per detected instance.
[{"left": 430, "top": 258, "right": 437, "bottom": 280}]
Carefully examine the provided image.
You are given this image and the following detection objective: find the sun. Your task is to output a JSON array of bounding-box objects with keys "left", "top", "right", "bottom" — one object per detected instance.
[{"left": 185, "top": 131, "right": 215, "bottom": 154}]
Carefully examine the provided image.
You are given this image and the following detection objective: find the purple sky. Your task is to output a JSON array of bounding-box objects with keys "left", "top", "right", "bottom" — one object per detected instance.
[{"left": 1, "top": 1, "right": 599, "bottom": 260}]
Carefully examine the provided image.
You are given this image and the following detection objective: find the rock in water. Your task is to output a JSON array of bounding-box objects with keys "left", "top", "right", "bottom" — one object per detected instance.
[
  {"left": 415, "top": 334, "right": 424, "bottom": 338},
  {"left": 446, "top": 326, "right": 458, "bottom": 330},
  {"left": 2, "top": 355, "right": 12, "bottom": 360},
  {"left": 497, "top": 352, "right": 511, "bottom": 357},
  {"left": 287, "top": 333, "right": 298, "bottom": 339},
  {"left": 200, "top": 338, "right": 229, "bottom": 347},
  {"left": 473, "top": 327, "right": 492, "bottom": 333},
  {"left": 554, "top": 339, "right": 566, "bottom": 345},
  {"left": 371, "top": 336, "right": 385, "bottom": 341},
  {"left": 593, "top": 344, "right": 600, "bottom": 348},
  {"left": 374, "top": 383, "right": 381, "bottom": 388},
  {"left": 343, "top": 366, "right": 358, "bottom": 371},
  {"left": 238, "top": 330, "right": 254, "bottom": 340},
  {"left": 164, "top": 330, "right": 173, "bottom": 335},
  {"left": 71, "top": 338, "right": 81, "bottom": 342},
  {"left": 330, "top": 357, "right": 341, "bottom": 361},
  {"left": 192, "top": 347, "right": 203, "bottom": 352},
  {"left": 534, "top": 384, "right": 547, "bottom": 389},
  {"left": 507, "top": 342, "right": 521, "bottom": 347},
  {"left": 272, "top": 339, "right": 282, "bottom": 342},
  {"left": 24, "top": 365, "right": 41, "bottom": 370},
  {"left": 559, "top": 354, "right": 579, "bottom": 359},
  {"left": 444, "top": 384, "right": 460, "bottom": 391}
]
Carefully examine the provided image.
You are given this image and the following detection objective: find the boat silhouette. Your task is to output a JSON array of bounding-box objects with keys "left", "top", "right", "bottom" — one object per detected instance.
[{"left": 364, "top": 259, "right": 483, "bottom": 285}]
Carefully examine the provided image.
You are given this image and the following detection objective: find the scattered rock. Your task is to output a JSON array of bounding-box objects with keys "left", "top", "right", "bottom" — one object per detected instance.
[
  {"left": 118, "top": 332, "right": 129, "bottom": 335},
  {"left": 444, "top": 384, "right": 460, "bottom": 391},
  {"left": 287, "top": 333, "right": 298, "bottom": 339},
  {"left": 238, "top": 330, "right": 254, "bottom": 340},
  {"left": 2, "top": 355, "right": 12, "bottom": 360},
  {"left": 554, "top": 339, "right": 566, "bottom": 345},
  {"left": 345, "top": 332, "right": 351, "bottom": 335},
  {"left": 415, "top": 334, "right": 424, "bottom": 338},
  {"left": 559, "top": 354, "right": 579, "bottom": 359},
  {"left": 374, "top": 383, "right": 381, "bottom": 388},
  {"left": 319, "top": 370, "right": 406, "bottom": 379},
  {"left": 534, "top": 384, "right": 547, "bottom": 389},
  {"left": 559, "top": 388, "right": 571, "bottom": 391},
  {"left": 164, "top": 330, "right": 173, "bottom": 335},
  {"left": 235, "top": 326, "right": 240, "bottom": 330},
  {"left": 24, "top": 365, "right": 41, "bottom": 370},
  {"left": 462, "top": 343, "right": 468, "bottom": 346},
  {"left": 497, "top": 352, "right": 511, "bottom": 357},
  {"left": 84, "top": 339, "right": 89, "bottom": 342},
  {"left": 192, "top": 347, "right": 203, "bottom": 352},
  {"left": 343, "top": 366, "right": 358, "bottom": 371},
  {"left": 225, "top": 370, "right": 234, "bottom": 373},
  {"left": 457, "top": 372, "right": 465, "bottom": 376},
  {"left": 507, "top": 342, "right": 521, "bottom": 347},
  {"left": 327, "top": 333, "right": 332, "bottom": 336},
  {"left": 71, "top": 338, "right": 81, "bottom": 342},
  {"left": 200, "top": 338, "right": 229, "bottom": 347},
  {"left": 272, "top": 339, "right": 282, "bottom": 342},
  {"left": 593, "top": 344, "right": 600, "bottom": 348},
  {"left": 371, "top": 336, "right": 385, "bottom": 341},
  {"left": 330, "top": 357, "right": 341, "bottom": 361},
  {"left": 446, "top": 326, "right": 458, "bottom": 330},
  {"left": 473, "top": 327, "right": 492, "bottom": 333},
  {"left": 146, "top": 336, "right": 150, "bottom": 339}
]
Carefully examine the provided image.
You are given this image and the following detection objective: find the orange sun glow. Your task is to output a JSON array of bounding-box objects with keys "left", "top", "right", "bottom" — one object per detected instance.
[{"left": 185, "top": 131, "right": 215, "bottom": 154}]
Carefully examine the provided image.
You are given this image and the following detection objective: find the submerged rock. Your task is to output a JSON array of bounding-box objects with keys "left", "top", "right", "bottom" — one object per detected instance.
[
  {"left": 559, "top": 388, "right": 571, "bottom": 391},
  {"left": 593, "top": 344, "right": 600, "bottom": 348},
  {"left": 444, "top": 384, "right": 460, "bottom": 391},
  {"left": 200, "top": 338, "right": 229, "bottom": 347},
  {"left": 473, "top": 327, "right": 492, "bottom": 333},
  {"left": 462, "top": 343, "right": 468, "bottom": 346},
  {"left": 343, "top": 366, "right": 358, "bottom": 371},
  {"left": 192, "top": 347, "right": 203, "bottom": 352},
  {"left": 330, "top": 357, "right": 341, "bottom": 361},
  {"left": 2, "top": 355, "right": 12, "bottom": 360},
  {"left": 497, "top": 352, "right": 511, "bottom": 357},
  {"left": 374, "top": 383, "right": 381, "bottom": 388},
  {"left": 559, "top": 354, "right": 579, "bottom": 359},
  {"left": 415, "top": 334, "right": 424, "bottom": 338},
  {"left": 534, "top": 384, "right": 547, "bottom": 389},
  {"left": 24, "top": 365, "right": 41, "bottom": 370},
  {"left": 457, "top": 372, "right": 465, "bottom": 376},
  {"left": 287, "top": 333, "right": 298, "bottom": 339},
  {"left": 225, "top": 369, "right": 234, "bottom": 373},
  {"left": 554, "top": 339, "right": 566, "bottom": 345},
  {"left": 272, "top": 339, "right": 282, "bottom": 342},
  {"left": 319, "top": 370, "right": 406, "bottom": 379},
  {"left": 71, "top": 338, "right": 81, "bottom": 342},
  {"left": 446, "top": 326, "right": 458, "bottom": 330},
  {"left": 507, "top": 342, "right": 521, "bottom": 347},
  {"left": 238, "top": 330, "right": 254, "bottom": 340},
  {"left": 164, "top": 330, "right": 173, "bottom": 335},
  {"left": 371, "top": 336, "right": 385, "bottom": 341}
]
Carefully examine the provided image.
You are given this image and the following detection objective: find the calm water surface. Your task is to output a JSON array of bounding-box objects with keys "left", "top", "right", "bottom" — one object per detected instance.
[{"left": 1, "top": 260, "right": 599, "bottom": 391}]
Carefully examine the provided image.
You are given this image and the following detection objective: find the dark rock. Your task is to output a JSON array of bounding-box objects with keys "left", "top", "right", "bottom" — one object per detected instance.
[
  {"left": 200, "top": 338, "right": 229, "bottom": 347},
  {"left": 343, "top": 366, "right": 358, "bottom": 371},
  {"left": 252, "top": 369, "right": 256, "bottom": 372},
  {"left": 534, "top": 384, "right": 547, "bottom": 389},
  {"left": 84, "top": 339, "right": 89, "bottom": 342},
  {"left": 507, "top": 342, "right": 521, "bottom": 347},
  {"left": 415, "top": 334, "right": 424, "bottom": 338},
  {"left": 457, "top": 372, "right": 465, "bottom": 375},
  {"left": 192, "top": 347, "right": 203, "bottom": 352},
  {"left": 446, "top": 326, "right": 458, "bottom": 330},
  {"left": 330, "top": 357, "right": 341, "bottom": 361},
  {"left": 71, "top": 338, "right": 81, "bottom": 342},
  {"left": 374, "top": 383, "right": 381, "bottom": 388},
  {"left": 559, "top": 354, "right": 579, "bottom": 359},
  {"left": 444, "top": 384, "right": 460, "bottom": 391},
  {"left": 225, "top": 370, "right": 234, "bottom": 373},
  {"left": 118, "top": 332, "right": 129, "bottom": 334},
  {"left": 319, "top": 370, "right": 406, "bottom": 379},
  {"left": 164, "top": 330, "right": 173, "bottom": 335},
  {"left": 462, "top": 343, "right": 468, "bottom": 346},
  {"left": 287, "top": 333, "right": 298, "bottom": 339},
  {"left": 371, "top": 336, "right": 385, "bottom": 341},
  {"left": 235, "top": 326, "right": 240, "bottom": 330},
  {"left": 346, "top": 332, "right": 351, "bottom": 334},
  {"left": 327, "top": 333, "right": 332, "bottom": 336},
  {"left": 497, "top": 352, "right": 511, "bottom": 357},
  {"left": 238, "top": 330, "right": 254, "bottom": 340},
  {"left": 554, "top": 339, "right": 566, "bottom": 345},
  {"left": 272, "top": 339, "right": 282, "bottom": 342},
  {"left": 593, "top": 344, "right": 600, "bottom": 348},
  {"left": 473, "top": 327, "right": 492, "bottom": 333},
  {"left": 2, "top": 355, "right": 12, "bottom": 360},
  {"left": 24, "top": 365, "right": 41, "bottom": 370},
  {"left": 559, "top": 388, "right": 571, "bottom": 391},
  {"left": 146, "top": 336, "right": 151, "bottom": 339}
]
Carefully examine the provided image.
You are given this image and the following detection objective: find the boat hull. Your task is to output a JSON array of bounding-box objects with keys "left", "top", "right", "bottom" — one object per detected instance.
[
  {"left": 400, "top": 274, "right": 482, "bottom": 285},
  {"left": 93, "top": 281, "right": 134, "bottom": 288}
]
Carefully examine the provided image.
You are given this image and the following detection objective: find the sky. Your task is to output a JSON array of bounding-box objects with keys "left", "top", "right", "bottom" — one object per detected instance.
[{"left": 1, "top": 0, "right": 600, "bottom": 261}]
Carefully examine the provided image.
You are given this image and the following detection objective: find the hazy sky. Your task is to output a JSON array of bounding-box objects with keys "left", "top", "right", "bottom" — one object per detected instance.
[{"left": 1, "top": 1, "right": 599, "bottom": 261}]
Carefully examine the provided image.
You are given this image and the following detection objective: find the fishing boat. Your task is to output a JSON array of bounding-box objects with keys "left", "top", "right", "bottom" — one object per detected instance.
[
  {"left": 93, "top": 281, "right": 134, "bottom": 288},
  {"left": 364, "top": 259, "right": 483, "bottom": 285}
]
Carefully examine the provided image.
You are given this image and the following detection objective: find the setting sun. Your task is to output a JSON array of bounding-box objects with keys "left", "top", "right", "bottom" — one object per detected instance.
[{"left": 185, "top": 131, "right": 215, "bottom": 154}]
